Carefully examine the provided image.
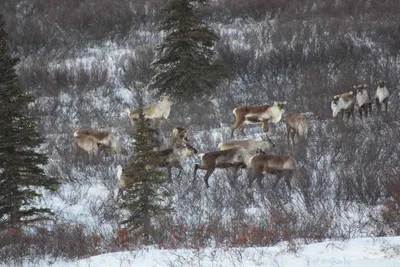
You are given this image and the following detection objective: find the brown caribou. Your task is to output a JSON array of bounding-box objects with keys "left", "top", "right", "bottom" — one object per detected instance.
[
  {"left": 230, "top": 101, "right": 287, "bottom": 138},
  {"left": 194, "top": 137, "right": 274, "bottom": 188},
  {"left": 218, "top": 134, "right": 275, "bottom": 151},
  {"left": 147, "top": 142, "right": 198, "bottom": 182},
  {"left": 285, "top": 112, "right": 308, "bottom": 145},
  {"left": 248, "top": 150, "right": 296, "bottom": 190},
  {"left": 73, "top": 129, "right": 122, "bottom": 156}
]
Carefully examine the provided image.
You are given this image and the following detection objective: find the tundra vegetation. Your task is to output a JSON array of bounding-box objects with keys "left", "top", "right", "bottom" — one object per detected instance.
[{"left": 0, "top": 0, "right": 400, "bottom": 264}]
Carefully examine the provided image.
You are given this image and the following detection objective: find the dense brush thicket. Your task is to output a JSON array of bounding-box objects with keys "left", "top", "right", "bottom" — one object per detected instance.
[{"left": 1, "top": 0, "right": 400, "bottom": 263}]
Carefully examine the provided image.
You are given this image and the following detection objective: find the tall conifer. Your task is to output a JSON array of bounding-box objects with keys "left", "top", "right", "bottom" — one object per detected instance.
[
  {"left": 120, "top": 98, "right": 170, "bottom": 245},
  {"left": 150, "top": 0, "right": 220, "bottom": 104},
  {"left": 0, "top": 14, "right": 59, "bottom": 228}
]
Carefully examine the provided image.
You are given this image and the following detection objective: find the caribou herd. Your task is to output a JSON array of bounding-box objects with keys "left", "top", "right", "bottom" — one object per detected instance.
[{"left": 73, "top": 80, "right": 390, "bottom": 198}]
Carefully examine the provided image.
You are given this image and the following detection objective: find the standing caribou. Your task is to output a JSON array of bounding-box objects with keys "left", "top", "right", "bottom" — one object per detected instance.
[
  {"left": 73, "top": 129, "right": 122, "bottom": 157},
  {"left": 147, "top": 141, "right": 198, "bottom": 182},
  {"left": 375, "top": 80, "right": 389, "bottom": 114},
  {"left": 218, "top": 134, "right": 275, "bottom": 151},
  {"left": 127, "top": 95, "right": 173, "bottom": 129},
  {"left": 354, "top": 84, "right": 372, "bottom": 119},
  {"left": 171, "top": 126, "right": 190, "bottom": 147},
  {"left": 230, "top": 101, "right": 287, "bottom": 138},
  {"left": 331, "top": 91, "right": 355, "bottom": 121},
  {"left": 194, "top": 137, "right": 275, "bottom": 188},
  {"left": 285, "top": 112, "right": 308, "bottom": 146},
  {"left": 247, "top": 149, "right": 296, "bottom": 190}
]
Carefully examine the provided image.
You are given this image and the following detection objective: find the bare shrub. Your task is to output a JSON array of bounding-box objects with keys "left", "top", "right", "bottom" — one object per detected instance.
[{"left": 121, "top": 46, "right": 155, "bottom": 88}]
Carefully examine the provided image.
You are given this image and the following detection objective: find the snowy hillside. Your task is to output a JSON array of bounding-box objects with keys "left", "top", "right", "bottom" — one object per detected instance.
[
  {"left": 1, "top": 0, "right": 400, "bottom": 265},
  {"left": 29, "top": 236, "right": 400, "bottom": 267}
]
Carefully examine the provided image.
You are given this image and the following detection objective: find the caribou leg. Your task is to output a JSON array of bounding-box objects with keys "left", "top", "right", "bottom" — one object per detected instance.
[
  {"left": 290, "top": 130, "right": 296, "bottom": 145},
  {"left": 176, "top": 165, "right": 183, "bottom": 179},
  {"left": 272, "top": 174, "right": 282, "bottom": 189},
  {"left": 248, "top": 170, "right": 263, "bottom": 188},
  {"left": 368, "top": 102, "right": 372, "bottom": 116},
  {"left": 286, "top": 127, "right": 291, "bottom": 146},
  {"left": 284, "top": 171, "right": 293, "bottom": 191},
  {"left": 117, "top": 188, "right": 124, "bottom": 200},
  {"left": 193, "top": 164, "right": 200, "bottom": 181},
  {"left": 261, "top": 119, "right": 269, "bottom": 133},
  {"left": 376, "top": 98, "right": 381, "bottom": 115},
  {"left": 203, "top": 167, "right": 215, "bottom": 189},
  {"left": 384, "top": 98, "right": 388, "bottom": 113}
]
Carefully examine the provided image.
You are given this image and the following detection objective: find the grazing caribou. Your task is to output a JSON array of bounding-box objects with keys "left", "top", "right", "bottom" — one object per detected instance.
[
  {"left": 147, "top": 141, "right": 198, "bottom": 182},
  {"left": 218, "top": 134, "right": 275, "bottom": 151},
  {"left": 286, "top": 112, "right": 308, "bottom": 145},
  {"left": 375, "top": 80, "right": 389, "bottom": 114},
  {"left": 194, "top": 146, "right": 271, "bottom": 189},
  {"left": 116, "top": 142, "right": 197, "bottom": 191},
  {"left": 248, "top": 150, "right": 296, "bottom": 190},
  {"left": 74, "top": 129, "right": 122, "bottom": 156},
  {"left": 354, "top": 84, "right": 372, "bottom": 119},
  {"left": 127, "top": 95, "right": 173, "bottom": 129},
  {"left": 231, "top": 101, "right": 287, "bottom": 138},
  {"left": 331, "top": 91, "right": 355, "bottom": 121},
  {"left": 73, "top": 133, "right": 102, "bottom": 159}
]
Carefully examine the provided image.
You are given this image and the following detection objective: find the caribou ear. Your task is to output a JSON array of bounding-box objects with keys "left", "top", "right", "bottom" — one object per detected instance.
[
  {"left": 273, "top": 101, "right": 278, "bottom": 106},
  {"left": 283, "top": 101, "right": 287, "bottom": 105}
]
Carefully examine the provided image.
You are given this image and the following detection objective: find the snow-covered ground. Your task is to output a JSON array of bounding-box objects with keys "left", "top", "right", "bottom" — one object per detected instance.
[{"left": 29, "top": 236, "right": 400, "bottom": 267}]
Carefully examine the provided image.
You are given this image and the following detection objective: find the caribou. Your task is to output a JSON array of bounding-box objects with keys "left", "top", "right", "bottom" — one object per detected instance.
[
  {"left": 331, "top": 91, "right": 355, "bottom": 121},
  {"left": 230, "top": 101, "right": 287, "bottom": 138},
  {"left": 73, "top": 129, "right": 122, "bottom": 157},
  {"left": 115, "top": 141, "right": 198, "bottom": 196},
  {"left": 285, "top": 112, "right": 308, "bottom": 145},
  {"left": 147, "top": 141, "right": 198, "bottom": 182},
  {"left": 171, "top": 126, "right": 190, "bottom": 147},
  {"left": 73, "top": 133, "right": 102, "bottom": 159},
  {"left": 194, "top": 137, "right": 274, "bottom": 188},
  {"left": 375, "top": 80, "right": 389, "bottom": 114},
  {"left": 354, "top": 84, "right": 372, "bottom": 119},
  {"left": 218, "top": 134, "right": 275, "bottom": 151},
  {"left": 127, "top": 95, "right": 173, "bottom": 129},
  {"left": 247, "top": 149, "right": 296, "bottom": 190}
]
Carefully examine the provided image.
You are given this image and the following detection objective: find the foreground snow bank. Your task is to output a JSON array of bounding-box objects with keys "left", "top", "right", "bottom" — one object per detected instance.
[{"left": 34, "top": 236, "right": 400, "bottom": 267}]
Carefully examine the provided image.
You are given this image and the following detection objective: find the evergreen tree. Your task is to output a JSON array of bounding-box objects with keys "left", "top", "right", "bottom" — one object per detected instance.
[
  {"left": 120, "top": 98, "right": 170, "bottom": 245},
  {"left": 150, "top": 0, "right": 220, "bottom": 104},
  {"left": 0, "top": 14, "right": 59, "bottom": 229}
]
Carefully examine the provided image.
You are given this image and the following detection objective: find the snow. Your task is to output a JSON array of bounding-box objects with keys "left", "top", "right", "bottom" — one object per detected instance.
[{"left": 31, "top": 236, "right": 400, "bottom": 267}]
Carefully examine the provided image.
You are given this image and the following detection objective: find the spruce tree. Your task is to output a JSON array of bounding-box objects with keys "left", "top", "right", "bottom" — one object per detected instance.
[
  {"left": 0, "top": 14, "right": 59, "bottom": 229},
  {"left": 150, "top": 0, "right": 220, "bottom": 104},
  {"left": 120, "top": 98, "right": 170, "bottom": 245}
]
